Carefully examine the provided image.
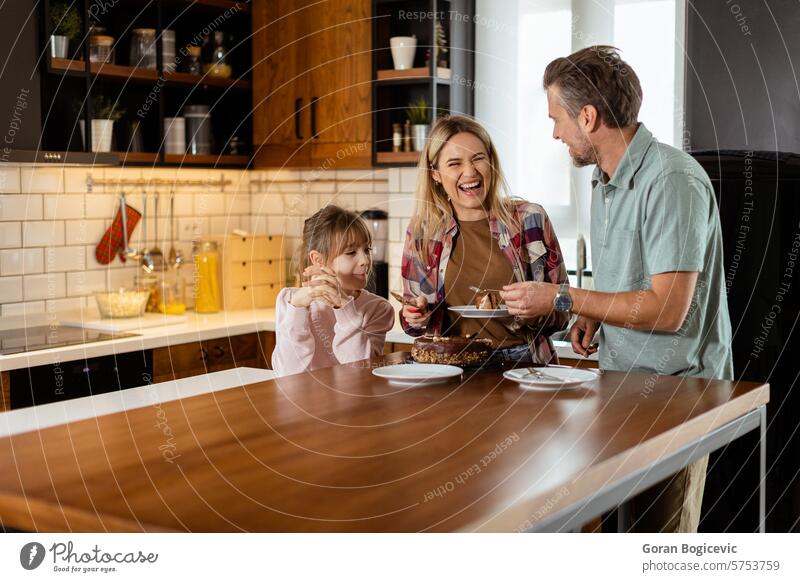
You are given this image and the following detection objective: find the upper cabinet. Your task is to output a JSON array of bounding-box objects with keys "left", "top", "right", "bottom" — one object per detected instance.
[{"left": 252, "top": 0, "right": 372, "bottom": 168}]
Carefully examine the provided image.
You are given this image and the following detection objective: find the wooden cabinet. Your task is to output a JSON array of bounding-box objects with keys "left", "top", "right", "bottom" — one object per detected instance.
[
  {"left": 252, "top": 0, "right": 372, "bottom": 168},
  {"left": 152, "top": 332, "right": 276, "bottom": 383}
]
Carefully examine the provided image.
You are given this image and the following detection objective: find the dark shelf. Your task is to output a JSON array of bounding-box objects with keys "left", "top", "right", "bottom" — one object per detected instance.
[
  {"left": 163, "top": 153, "right": 250, "bottom": 166},
  {"left": 49, "top": 58, "right": 250, "bottom": 90},
  {"left": 376, "top": 151, "right": 420, "bottom": 165}
]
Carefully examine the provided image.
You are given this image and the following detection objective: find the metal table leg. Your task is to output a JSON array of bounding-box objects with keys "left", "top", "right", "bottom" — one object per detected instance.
[{"left": 759, "top": 405, "right": 767, "bottom": 533}]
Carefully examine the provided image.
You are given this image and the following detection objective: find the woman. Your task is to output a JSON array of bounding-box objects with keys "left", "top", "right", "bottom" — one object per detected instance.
[{"left": 399, "top": 115, "right": 568, "bottom": 365}]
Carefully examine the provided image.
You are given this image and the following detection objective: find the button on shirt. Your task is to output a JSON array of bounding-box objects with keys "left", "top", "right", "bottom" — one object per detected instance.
[{"left": 590, "top": 124, "right": 733, "bottom": 380}]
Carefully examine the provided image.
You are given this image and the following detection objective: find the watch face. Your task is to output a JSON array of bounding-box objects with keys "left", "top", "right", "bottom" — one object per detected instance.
[{"left": 555, "top": 294, "right": 572, "bottom": 312}]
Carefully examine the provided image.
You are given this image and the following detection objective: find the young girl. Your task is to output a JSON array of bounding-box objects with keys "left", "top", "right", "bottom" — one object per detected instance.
[{"left": 272, "top": 205, "right": 395, "bottom": 376}]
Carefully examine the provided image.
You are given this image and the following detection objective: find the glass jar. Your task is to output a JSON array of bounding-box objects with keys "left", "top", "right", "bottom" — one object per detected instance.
[
  {"left": 193, "top": 240, "right": 222, "bottom": 313},
  {"left": 184, "top": 45, "right": 202, "bottom": 75},
  {"left": 89, "top": 35, "right": 115, "bottom": 64},
  {"left": 129, "top": 28, "right": 157, "bottom": 69},
  {"left": 134, "top": 273, "right": 161, "bottom": 313},
  {"left": 204, "top": 31, "right": 232, "bottom": 78}
]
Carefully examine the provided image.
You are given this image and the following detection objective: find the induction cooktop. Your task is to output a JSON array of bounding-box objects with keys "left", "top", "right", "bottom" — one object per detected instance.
[{"left": 0, "top": 325, "right": 139, "bottom": 356}]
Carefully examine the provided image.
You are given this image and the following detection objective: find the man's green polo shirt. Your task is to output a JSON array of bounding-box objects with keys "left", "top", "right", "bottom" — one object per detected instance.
[{"left": 589, "top": 123, "right": 733, "bottom": 380}]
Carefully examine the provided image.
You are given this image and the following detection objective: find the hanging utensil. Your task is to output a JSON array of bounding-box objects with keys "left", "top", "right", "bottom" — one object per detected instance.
[
  {"left": 168, "top": 189, "right": 183, "bottom": 269},
  {"left": 141, "top": 191, "right": 155, "bottom": 272},
  {"left": 149, "top": 190, "right": 165, "bottom": 271}
]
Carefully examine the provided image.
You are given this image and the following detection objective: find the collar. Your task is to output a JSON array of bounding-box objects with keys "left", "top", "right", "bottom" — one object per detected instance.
[{"left": 591, "top": 123, "right": 654, "bottom": 191}]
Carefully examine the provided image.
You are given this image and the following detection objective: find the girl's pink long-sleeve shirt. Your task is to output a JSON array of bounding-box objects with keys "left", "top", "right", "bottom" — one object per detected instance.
[{"left": 271, "top": 287, "right": 396, "bottom": 376}]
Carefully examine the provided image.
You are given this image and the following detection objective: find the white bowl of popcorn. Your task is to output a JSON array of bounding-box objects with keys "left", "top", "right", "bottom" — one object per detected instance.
[{"left": 94, "top": 289, "right": 151, "bottom": 318}]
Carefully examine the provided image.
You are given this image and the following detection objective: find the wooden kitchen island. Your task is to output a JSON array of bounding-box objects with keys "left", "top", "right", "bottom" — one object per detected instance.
[{"left": 0, "top": 353, "right": 769, "bottom": 532}]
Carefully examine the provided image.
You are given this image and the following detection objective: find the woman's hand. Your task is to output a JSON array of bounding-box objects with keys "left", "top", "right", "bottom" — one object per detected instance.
[
  {"left": 570, "top": 316, "right": 599, "bottom": 357},
  {"left": 295, "top": 265, "right": 352, "bottom": 309},
  {"left": 402, "top": 295, "right": 431, "bottom": 329}
]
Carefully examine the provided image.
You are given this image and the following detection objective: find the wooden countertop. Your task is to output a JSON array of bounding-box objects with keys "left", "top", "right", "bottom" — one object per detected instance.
[{"left": 0, "top": 353, "right": 767, "bottom": 532}]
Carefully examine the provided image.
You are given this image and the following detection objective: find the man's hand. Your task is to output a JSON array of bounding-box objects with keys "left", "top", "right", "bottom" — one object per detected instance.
[
  {"left": 500, "top": 282, "right": 559, "bottom": 318},
  {"left": 570, "top": 316, "right": 599, "bottom": 357},
  {"left": 402, "top": 295, "right": 431, "bottom": 329}
]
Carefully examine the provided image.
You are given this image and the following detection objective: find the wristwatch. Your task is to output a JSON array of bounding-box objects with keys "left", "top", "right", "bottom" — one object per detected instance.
[{"left": 553, "top": 283, "right": 573, "bottom": 312}]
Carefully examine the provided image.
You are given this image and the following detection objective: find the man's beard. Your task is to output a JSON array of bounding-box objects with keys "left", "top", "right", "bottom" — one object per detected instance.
[{"left": 569, "top": 138, "right": 597, "bottom": 167}]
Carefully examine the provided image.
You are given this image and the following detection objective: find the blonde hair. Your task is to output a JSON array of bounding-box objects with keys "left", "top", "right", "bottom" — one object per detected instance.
[
  {"left": 296, "top": 205, "right": 372, "bottom": 283},
  {"left": 409, "top": 115, "right": 518, "bottom": 265}
]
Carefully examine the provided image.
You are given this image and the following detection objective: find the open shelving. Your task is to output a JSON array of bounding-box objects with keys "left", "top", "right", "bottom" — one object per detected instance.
[{"left": 41, "top": 0, "right": 252, "bottom": 167}]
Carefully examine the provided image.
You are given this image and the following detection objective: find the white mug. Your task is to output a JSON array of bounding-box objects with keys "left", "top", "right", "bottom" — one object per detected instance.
[{"left": 390, "top": 36, "right": 417, "bottom": 70}]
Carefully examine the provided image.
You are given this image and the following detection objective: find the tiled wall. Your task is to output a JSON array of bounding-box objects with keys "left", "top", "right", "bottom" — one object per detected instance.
[{"left": 0, "top": 164, "right": 420, "bottom": 317}]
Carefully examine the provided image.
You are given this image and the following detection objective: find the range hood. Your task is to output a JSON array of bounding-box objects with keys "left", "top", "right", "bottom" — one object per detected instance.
[{"left": 3, "top": 148, "right": 119, "bottom": 166}]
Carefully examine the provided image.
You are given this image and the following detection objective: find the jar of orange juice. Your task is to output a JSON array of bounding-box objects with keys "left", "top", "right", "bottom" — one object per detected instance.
[{"left": 193, "top": 240, "right": 221, "bottom": 313}]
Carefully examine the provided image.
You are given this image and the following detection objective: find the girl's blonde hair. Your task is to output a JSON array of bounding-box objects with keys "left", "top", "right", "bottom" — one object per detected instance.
[
  {"left": 410, "top": 115, "right": 517, "bottom": 265},
  {"left": 295, "top": 205, "right": 372, "bottom": 283}
]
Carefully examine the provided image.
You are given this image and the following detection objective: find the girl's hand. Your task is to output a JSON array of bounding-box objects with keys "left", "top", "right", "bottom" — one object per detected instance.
[
  {"left": 402, "top": 295, "right": 431, "bottom": 329},
  {"left": 302, "top": 265, "right": 351, "bottom": 308}
]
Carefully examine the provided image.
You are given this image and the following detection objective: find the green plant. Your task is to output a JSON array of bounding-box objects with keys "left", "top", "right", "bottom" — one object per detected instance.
[
  {"left": 50, "top": 2, "right": 82, "bottom": 41},
  {"left": 406, "top": 96, "right": 431, "bottom": 125},
  {"left": 91, "top": 95, "right": 126, "bottom": 121}
]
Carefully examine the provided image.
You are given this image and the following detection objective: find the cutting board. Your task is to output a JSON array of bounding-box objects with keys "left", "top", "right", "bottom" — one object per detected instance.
[{"left": 60, "top": 311, "right": 188, "bottom": 332}]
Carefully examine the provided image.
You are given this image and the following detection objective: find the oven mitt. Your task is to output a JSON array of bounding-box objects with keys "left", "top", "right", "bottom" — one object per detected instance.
[{"left": 95, "top": 204, "right": 141, "bottom": 265}]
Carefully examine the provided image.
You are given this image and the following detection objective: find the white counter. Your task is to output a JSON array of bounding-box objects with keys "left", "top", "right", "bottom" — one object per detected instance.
[{"left": 1, "top": 308, "right": 596, "bottom": 373}]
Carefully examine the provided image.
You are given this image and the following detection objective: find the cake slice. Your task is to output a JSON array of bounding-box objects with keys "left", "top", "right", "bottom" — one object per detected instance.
[{"left": 475, "top": 290, "right": 500, "bottom": 310}]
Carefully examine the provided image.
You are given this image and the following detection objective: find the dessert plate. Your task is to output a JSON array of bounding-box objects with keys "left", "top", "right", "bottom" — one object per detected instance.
[
  {"left": 448, "top": 305, "right": 510, "bottom": 318},
  {"left": 503, "top": 367, "right": 598, "bottom": 390},
  {"left": 372, "top": 363, "right": 463, "bottom": 385}
]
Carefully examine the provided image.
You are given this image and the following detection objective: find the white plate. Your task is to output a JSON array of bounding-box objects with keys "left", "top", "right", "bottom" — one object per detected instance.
[
  {"left": 503, "top": 367, "right": 598, "bottom": 390},
  {"left": 448, "top": 305, "right": 510, "bottom": 318},
  {"left": 372, "top": 363, "right": 463, "bottom": 385}
]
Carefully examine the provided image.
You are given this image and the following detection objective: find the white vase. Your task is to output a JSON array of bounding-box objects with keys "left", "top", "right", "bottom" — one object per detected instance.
[
  {"left": 49, "top": 35, "right": 69, "bottom": 58},
  {"left": 412, "top": 124, "right": 429, "bottom": 152},
  {"left": 80, "top": 119, "right": 115, "bottom": 152},
  {"left": 390, "top": 36, "right": 417, "bottom": 70}
]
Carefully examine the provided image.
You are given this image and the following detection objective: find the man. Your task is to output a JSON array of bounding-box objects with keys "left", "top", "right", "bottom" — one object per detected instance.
[{"left": 500, "top": 46, "right": 733, "bottom": 533}]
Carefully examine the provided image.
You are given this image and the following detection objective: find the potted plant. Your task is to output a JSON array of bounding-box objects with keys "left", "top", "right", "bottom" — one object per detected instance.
[
  {"left": 406, "top": 96, "right": 431, "bottom": 152},
  {"left": 80, "top": 96, "right": 126, "bottom": 153},
  {"left": 49, "top": 3, "right": 82, "bottom": 59}
]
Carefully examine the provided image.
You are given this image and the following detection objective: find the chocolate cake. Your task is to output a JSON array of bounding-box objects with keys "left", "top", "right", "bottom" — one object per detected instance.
[
  {"left": 411, "top": 335, "right": 493, "bottom": 366},
  {"left": 474, "top": 290, "right": 501, "bottom": 310}
]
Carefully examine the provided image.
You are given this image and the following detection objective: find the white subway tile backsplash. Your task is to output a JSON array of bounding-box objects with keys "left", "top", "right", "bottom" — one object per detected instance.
[
  {"left": 0, "top": 222, "right": 22, "bottom": 248},
  {"left": 0, "top": 194, "right": 43, "bottom": 220},
  {"left": 20, "top": 167, "right": 64, "bottom": 193},
  {"left": 44, "top": 194, "right": 85, "bottom": 220},
  {"left": 2, "top": 301, "right": 45, "bottom": 317},
  {"left": 67, "top": 269, "right": 107, "bottom": 296},
  {"left": 65, "top": 219, "right": 105, "bottom": 246},
  {"left": 193, "top": 192, "right": 226, "bottom": 216},
  {"left": 0, "top": 276, "right": 23, "bottom": 303},
  {"left": 23, "top": 221, "right": 65, "bottom": 247},
  {"left": 0, "top": 248, "right": 44, "bottom": 276},
  {"left": 23, "top": 273, "right": 66, "bottom": 301},
  {"left": 0, "top": 168, "right": 21, "bottom": 193},
  {"left": 178, "top": 217, "right": 209, "bottom": 241},
  {"left": 399, "top": 168, "right": 418, "bottom": 192},
  {"left": 1, "top": 163, "right": 424, "bottom": 315},
  {"left": 388, "top": 192, "right": 416, "bottom": 218},
  {"left": 63, "top": 169, "right": 95, "bottom": 193},
  {"left": 45, "top": 246, "right": 87, "bottom": 273},
  {"left": 262, "top": 169, "right": 302, "bottom": 182},
  {"left": 210, "top": 215, "right": 241, "bottom": 235},
  {"left": 388, "top": 168, "right": 401, "bottom": 192},
  {"left": 225, "top": 193, "right": 250, "bottom": 215},
  {"left": 46, "top": 296, "right": 87, "bottom": 313},
  {"left": 84, "top": 193, "right": 118, "bottom": 219}
]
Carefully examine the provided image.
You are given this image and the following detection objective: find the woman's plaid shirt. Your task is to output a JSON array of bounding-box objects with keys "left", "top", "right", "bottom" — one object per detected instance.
[{"left": 400, "top": 201, "right": 569, "bottom": 364}]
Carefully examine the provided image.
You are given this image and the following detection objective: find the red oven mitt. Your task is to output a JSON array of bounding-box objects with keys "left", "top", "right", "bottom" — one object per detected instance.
[{"left": 95, "top": 203, "right": 141, "bottom": 265}]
